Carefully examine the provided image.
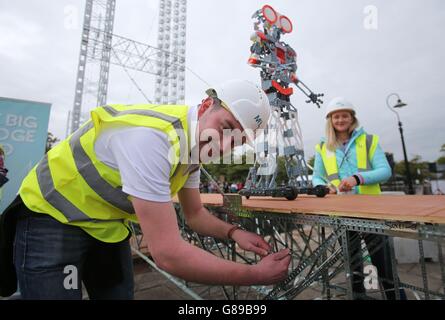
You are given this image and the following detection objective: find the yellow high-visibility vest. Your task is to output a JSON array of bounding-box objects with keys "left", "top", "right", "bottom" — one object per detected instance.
[
  {"left": 20, "top": 104, "right": 194, "bottom": 243},
  {"left": 315, "top": 134, "right": 381, "bottom": 195}
]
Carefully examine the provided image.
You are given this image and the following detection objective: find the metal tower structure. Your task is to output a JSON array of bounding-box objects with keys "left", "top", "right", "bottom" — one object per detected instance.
[
  {"left": 71, "top": 0, "right": 115, "bottom": 133},
  {"left": 70, "top": 0, "right": 187, "bottom": 133},
  {"left": 240, "top": 5, "right": 328, "bottom": 200},
  {"left": 155, "top": 0, "right": 187, "bottom": 105}
]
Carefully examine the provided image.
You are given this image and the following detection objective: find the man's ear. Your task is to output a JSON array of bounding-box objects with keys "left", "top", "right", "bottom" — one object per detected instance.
[{"left": 198, "top": 97, "right": 214, "bottom": 117}]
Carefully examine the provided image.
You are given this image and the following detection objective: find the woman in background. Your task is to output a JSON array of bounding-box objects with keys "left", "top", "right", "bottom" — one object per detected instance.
[{"left": 313, "top": 97, "right": 406, "bottom": 300}]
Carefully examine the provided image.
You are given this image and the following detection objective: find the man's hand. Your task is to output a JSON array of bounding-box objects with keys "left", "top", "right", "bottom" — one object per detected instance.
[
  {"left": 252, "top": 249, "right": 291, "bottom": 285},
  {"left": 338, "top": 176, "right": 358, "bottom": 192},
  {"left": 132, "top": 196, "right": 289, "bottom": 286},
  {"left": 231, "top": 229, "right": 271, "bottom": 257}
]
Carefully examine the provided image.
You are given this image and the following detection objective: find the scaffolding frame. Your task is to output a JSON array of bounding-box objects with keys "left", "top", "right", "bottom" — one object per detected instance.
[{"left": 70, "top": 0, "right": 187, "bottom": 133}]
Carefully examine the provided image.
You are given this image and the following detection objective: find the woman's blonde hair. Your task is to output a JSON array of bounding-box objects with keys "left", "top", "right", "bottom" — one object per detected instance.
[{"left": 325, "top": 111, "right": 359, "bottom": 151}]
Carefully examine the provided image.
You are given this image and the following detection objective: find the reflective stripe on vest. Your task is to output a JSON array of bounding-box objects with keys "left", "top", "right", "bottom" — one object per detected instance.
[
  {"left": 315, "top": 134, "right": 381, "bottom": 194},
  {"left": 36, "top": 154, "right": 92, "bottom": 222},
  {"left": 68, "top": 121, "right": 134, "bottom": 214},
  {"left": 19, "top": 104, "right": 191, "bottom": 243},
  {"left": 315, "top": 141, "right": 341, "bottom": 187},
  {"left": 356, "top": 134, "right": 381, "bottom": 195}
]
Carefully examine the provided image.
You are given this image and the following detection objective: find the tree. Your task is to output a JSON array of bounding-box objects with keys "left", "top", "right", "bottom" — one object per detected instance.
[
  {"left": 394, "top": 154, "right": 432, "bottom": 184},
  {"left": 435, "top": 144, "right": 445, "bottom": 178},
  {"left": 202, "top": 152, "right": 252, "bottom": 184},
  {"left": 203, "top": 152, "right": 315, "bottom": 186},
  {"left": 307, "top": 156, "right": 315, "bottom": 175},
  {"left": 437, "top": 144, "right": 445, "bottom": 165}
]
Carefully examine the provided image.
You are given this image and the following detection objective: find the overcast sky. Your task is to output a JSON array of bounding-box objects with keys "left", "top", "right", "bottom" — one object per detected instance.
[{"left": 0, "top": 0, "right": 444, "bottom": 162}]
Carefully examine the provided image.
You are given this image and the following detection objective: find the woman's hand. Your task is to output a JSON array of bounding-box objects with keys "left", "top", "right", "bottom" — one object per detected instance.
[
  {"left": 328, "top": 185, "right": 337, "bottom": 194},
  {"left": 338, "top": 176, "right": 358, "bottom": 192}
]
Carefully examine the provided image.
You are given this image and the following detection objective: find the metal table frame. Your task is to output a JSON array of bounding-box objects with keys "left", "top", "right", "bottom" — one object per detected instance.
[{"left": 130, "top": 199, "right": 445, "bottom": 300}]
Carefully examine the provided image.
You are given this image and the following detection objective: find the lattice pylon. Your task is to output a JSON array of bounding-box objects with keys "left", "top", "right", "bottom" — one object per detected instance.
[
  {"left": 70, "top": 0, "right": 187, "bottom": 134},
  {"left": 155, "top": 0, "right": 186, "bottom": 105}
]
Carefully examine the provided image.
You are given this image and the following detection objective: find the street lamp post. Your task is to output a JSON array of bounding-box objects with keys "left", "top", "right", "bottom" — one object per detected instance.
[{"left": 386, "top": 93, "right": 415, "bottom": 195}]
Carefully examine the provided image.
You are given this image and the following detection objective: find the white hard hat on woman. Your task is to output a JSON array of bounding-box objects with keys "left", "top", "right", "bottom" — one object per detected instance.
[{"left": 325, "top": 97, "right": 356, "bottom": 118}]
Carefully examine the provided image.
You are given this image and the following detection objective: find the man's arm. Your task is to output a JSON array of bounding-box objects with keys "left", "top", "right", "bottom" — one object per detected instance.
[
  {"left": 132, "top": 196, "right": 290, "bottom": 286},
  {"left": 178, "top": 188, "right": 271, "bottom": 256},
  {"left": 177, "top": 187, "right": 234, "bottom": 240}
]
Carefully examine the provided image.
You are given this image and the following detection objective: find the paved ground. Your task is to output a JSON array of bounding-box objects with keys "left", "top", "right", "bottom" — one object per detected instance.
[
  {"left": 3, "top": 257, "right": 442, "bottom": 300},
  {"left": 133, "top": 259, "right": 191, "bottom": 300},
  {"left": 132, "top": 257, "right": 445, "bottom": 300}
]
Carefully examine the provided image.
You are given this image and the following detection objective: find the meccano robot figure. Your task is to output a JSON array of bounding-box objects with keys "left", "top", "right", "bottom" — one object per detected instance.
[{"left": 239, "top": 5, "right": 329, "bottom": 200}]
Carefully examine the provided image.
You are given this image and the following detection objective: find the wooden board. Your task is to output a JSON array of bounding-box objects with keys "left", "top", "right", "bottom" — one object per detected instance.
[{"left": 178, "top": 194, "right": 445, "bottom": 224}]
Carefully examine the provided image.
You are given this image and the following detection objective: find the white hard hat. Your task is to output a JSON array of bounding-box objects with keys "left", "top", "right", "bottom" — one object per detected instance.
[
  {"left": 206, "top": 79, "right": 271, "bottom": 145},
  {"left": 325, "top": 97, "right": 356, "bottom": 118}
]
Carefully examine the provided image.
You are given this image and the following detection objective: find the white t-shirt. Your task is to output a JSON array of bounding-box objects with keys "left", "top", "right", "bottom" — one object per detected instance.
[{"left": 93, "top": 106, "right": 200, "bottom": 203}]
